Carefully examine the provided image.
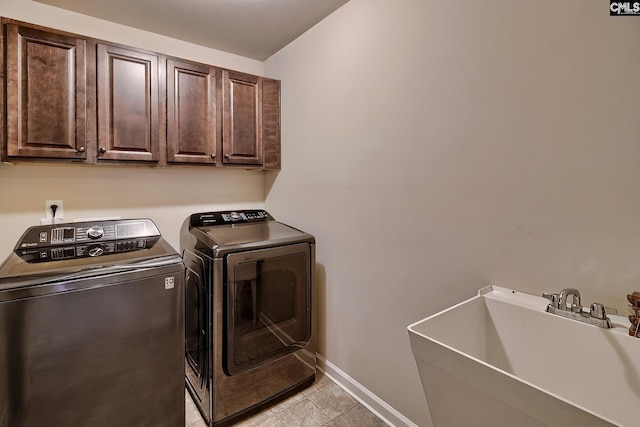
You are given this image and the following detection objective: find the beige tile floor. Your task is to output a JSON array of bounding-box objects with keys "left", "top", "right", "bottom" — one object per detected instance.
[{"left": 185, "top": 373, "right": 389, "bottom": 427}]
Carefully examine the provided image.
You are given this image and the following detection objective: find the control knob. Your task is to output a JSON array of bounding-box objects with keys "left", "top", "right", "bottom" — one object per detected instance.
[
  {"left": 88, "top": 246, "right": 104, "bottom": 257},
  {"left": 229, "top": 212, "right": 241, "bottom": 220},
  {"left": 87, "top": 226, "right": 104, "bottom": 239}
]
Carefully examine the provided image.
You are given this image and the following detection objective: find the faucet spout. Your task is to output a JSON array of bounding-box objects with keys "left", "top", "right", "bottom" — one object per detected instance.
[{"left": 559, "top": 288, "right": 581, "bottom": 312}]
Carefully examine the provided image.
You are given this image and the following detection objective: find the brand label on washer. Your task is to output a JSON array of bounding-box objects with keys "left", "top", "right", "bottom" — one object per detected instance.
[{"left": 164, "top": 277, "right": 175, "bottom": 289}]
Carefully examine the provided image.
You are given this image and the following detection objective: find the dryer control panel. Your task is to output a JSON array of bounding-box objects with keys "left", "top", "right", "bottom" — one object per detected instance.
[{"left": 190, "top": 210, "right": 272, "bottom": 227}]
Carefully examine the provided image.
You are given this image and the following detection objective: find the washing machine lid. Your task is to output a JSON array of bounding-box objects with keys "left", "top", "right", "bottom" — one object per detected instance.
[{"left": 0, "top": 218, "right": 182, "bottom": 290}]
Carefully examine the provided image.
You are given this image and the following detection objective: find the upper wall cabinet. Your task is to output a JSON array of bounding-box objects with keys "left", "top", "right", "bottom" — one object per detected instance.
[
  {"left": 1, "top": 18, "right": 281, "bottom": 170},
  {"left": 97, "top": 43, "right": 159, "bottom": 163},
  {"left": 222, "top": 70, "right": 262, "bottom": 166},
  {"left": 166, "top": 58, "right": 219, "bottom": 165},
  {"left": 5, "top": 23, "right": 88, "bottom": 160}
]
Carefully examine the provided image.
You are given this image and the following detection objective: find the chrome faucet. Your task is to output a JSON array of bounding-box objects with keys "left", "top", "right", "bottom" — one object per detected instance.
[{"left": 543, "top": 288, "right": 613, "bottom": 328}]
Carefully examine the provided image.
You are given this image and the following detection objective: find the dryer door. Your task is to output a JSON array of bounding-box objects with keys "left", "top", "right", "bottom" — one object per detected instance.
[{"left": 224, "top": 243, "right": 311, "bottom": 375}]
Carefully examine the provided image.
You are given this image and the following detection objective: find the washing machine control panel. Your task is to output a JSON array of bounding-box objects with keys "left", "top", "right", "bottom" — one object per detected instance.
[
  {"left": 190, "top": 210, "right": 272, "bottom": 227},
  {"left": 14, "top": 219, "right": 162, "bottom": 263}
]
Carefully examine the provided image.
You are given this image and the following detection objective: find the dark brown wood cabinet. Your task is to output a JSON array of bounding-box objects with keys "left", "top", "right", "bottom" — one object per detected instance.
[
  {"left": 222, "top": 70, "right": 262, "bottom": 166},
  {"left": 2, "top": 18, "right": 281, "bottom": 170},
  {"left": 262, "top": 77, "right": 281, "bottom": 170},
  {"left": 96, "top": 43, "right": 159, "bottom": 163},
  {"left": 5, "top": 23, "right": 87, "bottom": 160},
  {"left": 166, "top": 58, "right": 219, "bottom": 164}
]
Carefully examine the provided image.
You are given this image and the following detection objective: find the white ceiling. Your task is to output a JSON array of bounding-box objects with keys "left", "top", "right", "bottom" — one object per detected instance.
[{"left": 33, "top": 0, "right": 349, "bottom": 61}]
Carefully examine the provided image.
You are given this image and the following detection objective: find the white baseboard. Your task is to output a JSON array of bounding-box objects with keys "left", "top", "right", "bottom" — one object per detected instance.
[{"left": 316, "top": 354, "right": 418, "bottom": 427}]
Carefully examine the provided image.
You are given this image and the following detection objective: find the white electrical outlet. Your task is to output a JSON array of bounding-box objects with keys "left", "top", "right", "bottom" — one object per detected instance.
[{"left": 45, "top": 200, "right": 64, "bottom": 223}]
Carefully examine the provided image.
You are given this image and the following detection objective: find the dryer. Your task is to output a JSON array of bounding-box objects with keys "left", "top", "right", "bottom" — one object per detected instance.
[{"left": 180, "top": 210, "right": 315, "bottom": 426}]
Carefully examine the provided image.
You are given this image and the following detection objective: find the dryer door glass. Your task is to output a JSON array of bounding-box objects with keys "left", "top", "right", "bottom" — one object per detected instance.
[{"left": 224, "top": 243, "right": 311, "bottom": 375}]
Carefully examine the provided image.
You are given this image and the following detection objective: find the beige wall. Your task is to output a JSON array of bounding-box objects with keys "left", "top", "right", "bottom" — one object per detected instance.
[
  {"left": 264, "top": 0, "right": 640, "bottom": 425},
  {"left": 0, "top": 0, "right": 266, "bottom": 255},
  {"left": 0, "top": 164, "right": 264, "bottom": 255}
]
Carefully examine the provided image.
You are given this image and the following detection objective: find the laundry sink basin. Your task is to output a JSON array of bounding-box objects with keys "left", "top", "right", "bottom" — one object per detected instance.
[{"left": 408, "top": 285, "right": 639, "bottom": 427}]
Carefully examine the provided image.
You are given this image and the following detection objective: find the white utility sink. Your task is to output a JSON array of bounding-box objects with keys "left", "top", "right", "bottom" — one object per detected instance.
[{"left": 408, "top": 286, "right": 639, "bottom": 427}]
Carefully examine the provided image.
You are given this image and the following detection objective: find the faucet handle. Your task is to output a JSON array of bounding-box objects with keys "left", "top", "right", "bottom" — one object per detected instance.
[
  {"left": 590, "top": 303, "right": 608, "bottom": 320},
  {"left": 542, "top": 293, "right": 560, "bottom": 308}
]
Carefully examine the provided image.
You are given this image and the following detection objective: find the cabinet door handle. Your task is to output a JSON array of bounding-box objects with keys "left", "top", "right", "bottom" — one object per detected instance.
[
  {"left": 99, "top": 147, "right": 106, "bottom": 154},
  {"left": 211, "top": 153, "right": 216, "bottom": 159},
  {"left": 224, "top": 154, "right": 230, "bottom": 159},
  {"left": 77, "top": 146, "right": 85, "bottom": 153}
]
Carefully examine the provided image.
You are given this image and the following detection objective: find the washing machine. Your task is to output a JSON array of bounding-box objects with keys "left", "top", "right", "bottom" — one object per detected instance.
[
  {"left": 0, "top": 218, "right": 184, "bottom": 427},
  {"left": 180, "top": 210, "right": 315, "bottom": 426}
]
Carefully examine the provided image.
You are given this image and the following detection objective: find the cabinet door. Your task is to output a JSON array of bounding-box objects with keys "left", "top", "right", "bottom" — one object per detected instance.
[
  {"left": 5, "top": 23, "right": 87, "bottom": 159},
  {"left": 262, "top": 78, "right": 281, "bottom": 170},
  {"left": 222, "top": 70, "right": 262, "bottom": 166},
  {"left": 97, "top": 44, "right": 159, "bottom": 162},
  {"left": 166, "top": 59, "right": 219, "bottom": 164}
]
